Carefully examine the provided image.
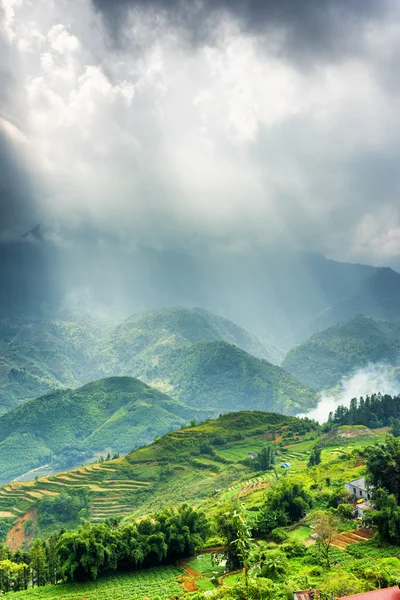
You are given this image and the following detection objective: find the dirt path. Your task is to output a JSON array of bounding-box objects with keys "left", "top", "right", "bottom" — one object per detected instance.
[{"left": 179, "top": 563, "right": 203, "bottom": 592}]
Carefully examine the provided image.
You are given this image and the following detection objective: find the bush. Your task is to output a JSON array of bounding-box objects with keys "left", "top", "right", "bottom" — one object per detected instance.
[
  {"left": 281, "top": 541, "right": 306, "bottom": 557},
  {"left": 337, "top": 504, "right": 355, "bottom": 520},
  {"left": 269, "top": 528, "right": 289, "bottom": 543},
  {"left": 259, "top": 550, "right": 289, "bottom": 580}
]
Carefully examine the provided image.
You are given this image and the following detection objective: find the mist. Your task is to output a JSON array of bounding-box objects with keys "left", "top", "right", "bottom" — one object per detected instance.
[{"left": 299, "top": 363, "right": 400, "bottom": 424}]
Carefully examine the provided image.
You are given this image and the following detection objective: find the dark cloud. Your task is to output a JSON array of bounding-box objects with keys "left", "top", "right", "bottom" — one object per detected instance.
[
  {"left": 0, "top": 132, "right": 39, "bottom": 238},
  {"left": 92, "top": 0, "right": 393, "bottom": 61}
]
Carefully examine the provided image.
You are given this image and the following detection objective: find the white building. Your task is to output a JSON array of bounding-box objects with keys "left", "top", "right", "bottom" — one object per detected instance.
[{"left": 345, "top": 477, "right": 371, "bottom": 501}]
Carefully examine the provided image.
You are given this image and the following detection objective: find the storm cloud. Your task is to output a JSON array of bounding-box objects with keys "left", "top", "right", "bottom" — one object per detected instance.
[{"left": 1, "top": 0, "right": 400, "bottom": 265}]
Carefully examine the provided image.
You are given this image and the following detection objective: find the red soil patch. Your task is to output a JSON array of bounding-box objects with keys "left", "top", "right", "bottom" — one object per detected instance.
[
  {"left": 178, "top": 563, "right": 202, "bottom": 592},
  {"left": 6, "top": 508, "right": 37, "bottom": 552}
]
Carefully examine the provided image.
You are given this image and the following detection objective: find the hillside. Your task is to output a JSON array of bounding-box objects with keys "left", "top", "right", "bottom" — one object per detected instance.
[
  {"left": 0, "top": 316, "right": 106, "bottom": 415},
  {"left": 0, "top": 308, "right": 282, "bottom": 416},
  {"left": 140, "top": 341, "right": 318, "bottom": 414},
  {"left": 283, "top": 315, "right": 400, "bottom": 390},
  {"left": 99, "top": 307, "right": 283, "bottom": 372},
  {"left": 0, "top": 411, "right": 314, "bottom": 538},
  {"left": 0, "top": 377, "right": 202, "bottom": 483},
  {"left": 311, "top": 267, "right": 400, "bottom": 333}
]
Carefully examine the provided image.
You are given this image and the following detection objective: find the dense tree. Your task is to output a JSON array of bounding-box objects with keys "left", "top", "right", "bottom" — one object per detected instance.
[
  {"left": 308, "top": 444, "right": 322, "bottom": 467},
  {"left": 368, "top": 488, "right": 400, "bottom": 543},
  {"left": 215, "top": 501, "right": 251, "bottom": 571},
  {"left": 365, "top": 436, "right": 400, "bottom": 502},
  {"left": 390, "top": 417, "right": 400, "bottom": 438},
  {"left": 329, "top": 393, "right": 400, "bottom": 429},
  {"left": 256, "top": 445, "right": 275, "bottom": 471},
  {"left": 30, "top": 539, "right": 47, "bottom": 588}
]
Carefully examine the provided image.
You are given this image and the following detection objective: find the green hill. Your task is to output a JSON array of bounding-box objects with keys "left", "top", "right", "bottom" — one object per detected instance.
[
  {"left": 0, "top": 410, "right": 315, "bottom": 536},
  {"left": 283, "top": 315, "right": 400, "bottom": 390},
  {"left": 0, "top": 377, "right": 201, "bottom": 483},
  {"left": 0, "top": 308, "right": 282, "bottom": 416},
  {"left": 99, "top": 307, "right": 283, "bottom": 374},
  {"left": 0, "top": 316, "right": 106, "bottom": 415},
  {"left": 141, "top": 341, "right": 318, "bottom": 414}
]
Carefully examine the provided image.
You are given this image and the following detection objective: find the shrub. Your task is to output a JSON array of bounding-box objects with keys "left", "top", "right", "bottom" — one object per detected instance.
[
  {"left": 337, "top": 504, "right": 355, "bottom": 520},
  {"left": 281, "top": 541, "right": 306, "bottom": 557},
  {"left": 269, "top": 528, "right": 289, "bottom": 543}
]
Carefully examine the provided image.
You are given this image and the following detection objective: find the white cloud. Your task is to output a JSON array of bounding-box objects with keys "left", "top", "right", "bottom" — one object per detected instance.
[{"left": 1, "top": 0, "right": 400, "bottom": 260}]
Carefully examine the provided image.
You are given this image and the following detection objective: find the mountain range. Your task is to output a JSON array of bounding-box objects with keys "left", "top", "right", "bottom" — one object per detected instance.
[{"left": 284, "top": 314, "right": 400, "bottom": 390}]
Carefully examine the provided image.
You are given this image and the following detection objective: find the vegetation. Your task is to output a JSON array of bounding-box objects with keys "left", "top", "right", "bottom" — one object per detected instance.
[
  {"left": 284, "top": 314, "right": 400, "bottom": 390},
  {"left": 140, "top": 341, "right": 318, "bottom": 414},
  {"left": 329, "top": 392, "right": 400, "bottom": 429},
  {"left": 99, "top": 307, "right": 283, "bottom": 371},
  {"left": 0, "top": 316, "right": 106, "bottom": 415},
  {"left": 0, "top": 377, "right": 201, "bottom": 482},
  {"left": 2, "top": 409, "right": 400, "bottom": 598}
]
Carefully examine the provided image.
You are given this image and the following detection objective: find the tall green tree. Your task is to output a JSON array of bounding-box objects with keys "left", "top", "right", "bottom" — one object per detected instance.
[
  {"left": 30, "top": 539, "right": 47, "bottom": 588},
  {"left": 308, "top": 444, "right": 322, "bottom": 467},
  {"left": 216, "top": 501, "right": 252, "bottom": 572},
  {"left": 257, "top": 445, "right": 275, "bottom": 471},
  {"left": 365, "top": 436, "right": 400, "bottom": 502}
]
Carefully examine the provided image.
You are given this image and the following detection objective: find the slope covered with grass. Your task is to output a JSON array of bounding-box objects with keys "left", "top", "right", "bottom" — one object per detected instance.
[
  {"left": 0, "top": 316, "right": 106, "bottom": 414},
  {"left": 0, "top": 411, "right": 314, "bottom": 538},
  {"left": 99, "top": 307, "right": 283, "bottom": 375},
  {"left": 283, "top": 315, "right": 400, "bottom": 390},
  {"left": 0, "top": 377, "right": 201, "bottom": 483},
  {"left": 143, "top": 341, "right": 318, "bottom": 414}
]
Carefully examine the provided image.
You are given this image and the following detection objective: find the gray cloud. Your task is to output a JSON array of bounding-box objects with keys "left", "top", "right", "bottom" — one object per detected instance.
[
  {"left": 92, "top": 0, "right": 393, "bottom": 62},
  {"left": 1, "top": 0, "right": 400, "bottom": 268}
]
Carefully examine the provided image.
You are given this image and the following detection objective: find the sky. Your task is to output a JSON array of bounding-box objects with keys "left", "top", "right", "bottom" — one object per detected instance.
[{"left": 1, "top": 0, "right": 400, "bottom": 266}]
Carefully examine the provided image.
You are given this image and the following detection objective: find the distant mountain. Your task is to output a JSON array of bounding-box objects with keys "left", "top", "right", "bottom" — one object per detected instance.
[
  {"left": 311, "top": 267, "right": 400, "bottom": 333},
  {"left": 0, "top": 317, "right": 105, "bottom": 415},
  {"left": 0, "top": 241, "right": 380, "bottom": 348},
  {"left": 99, "top": 307, "right": 283, "bottom": 373},
  {"left": 283, "top": 315, "right": 400, "bottom": 390},
  {"left": 139, "top": 340, "right": 318, "bottom": 415},
  {"left": 0, "top": 377, "right": 201, "bottom": 483}
]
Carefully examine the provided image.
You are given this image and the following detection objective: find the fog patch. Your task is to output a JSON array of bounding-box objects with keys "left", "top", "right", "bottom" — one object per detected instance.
[{"left": 298, "top": 363, "right": 400, "bottom": 423}]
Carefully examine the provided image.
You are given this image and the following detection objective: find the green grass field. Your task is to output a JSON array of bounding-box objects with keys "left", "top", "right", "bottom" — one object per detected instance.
[{"left": 5, "top": 566, "right": 184, "bottom": 599}]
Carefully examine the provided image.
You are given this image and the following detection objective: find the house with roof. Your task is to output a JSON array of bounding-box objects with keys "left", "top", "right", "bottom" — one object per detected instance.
[
  {"left": 345, "top": 477, "right": 371, "bottom": 501},
  {"left": 280, "top": 462, "right": 291, "bottom": 469},
  {"left": 248, "top": 451, "right": 258, "bottom": 460},
  {"left": 340, "top": 586, "right": 400, "bottom": 599}
]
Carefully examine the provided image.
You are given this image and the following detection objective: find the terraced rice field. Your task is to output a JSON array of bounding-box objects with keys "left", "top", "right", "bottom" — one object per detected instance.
[
  {"left": 0, "top": 458, "right": 154, "bottom": 526},
  {"left": 331, "top": 528, "right": 375, "bottom": 549}
]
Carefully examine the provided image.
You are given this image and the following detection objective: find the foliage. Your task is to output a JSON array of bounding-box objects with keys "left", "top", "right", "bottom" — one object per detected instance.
[
  {"left": 308, "top": 444, "right": 321, "bottom": 467},
  {"left": 215, "top": 501, "right": 252, "bottom": 571},
  {"left": 255, "top": 478, "right": 313, "bottom": 536},
  {"left": 329, "top": 393, "right": 400, "bottom": 429},
  {"left": 365, "top": 435, "right": 400, "bottom": 501},
  {"left": 259, "top": 549, "right": 289, "bottom": 580},
  {"left": 37, "top": 488, "right": 91, "bottom": 527},
  {"left": 255, "top": 445, "right": 275, "bottom": 471},
  {"left": 313, "top": 510, "right": 338, "bottom": 568},
  {"left": 283, "top": 315, "right": 400, "bottom": 390}
]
